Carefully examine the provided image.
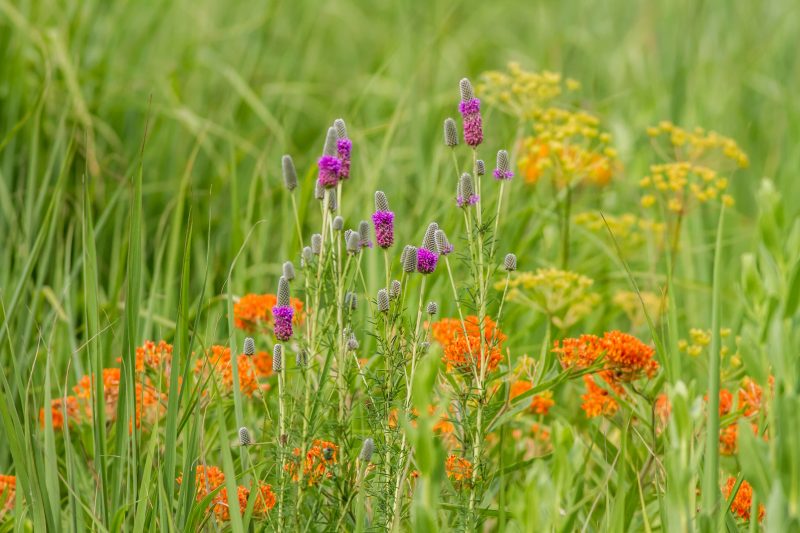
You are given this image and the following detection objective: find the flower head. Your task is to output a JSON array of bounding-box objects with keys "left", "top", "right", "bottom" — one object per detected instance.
[
  {"left": 372, "top": 210, "right": 395, "bottom": 249},
  {"left": 416, "top": 247, "right": 438, "bottom": 274},
  {"left": 432, "top": 316, "right": 506, "bottom": 374},
  {"left": 493, "top": 149, "right": 513, "bottom": 180},
  {"left": 445, "top": 454, "right": 473, "bottom": 489},
  {"left": 272, "top": 305, "right": 294, "bottom": 341}
]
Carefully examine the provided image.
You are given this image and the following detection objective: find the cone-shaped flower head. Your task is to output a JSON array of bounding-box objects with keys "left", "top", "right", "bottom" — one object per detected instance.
[
  {"left": 346, "top": 232, "right": 361, "bottom": 255},
  {"left": 476, "top": 159, "right": 486, "bottom": 176},
  {"left": 416, "top": 247, "right": 438, "bottom": 274},
  {"left": 402, "top": 245, "right": 418, "bottom": 273},
  {"left": 347, "top": 334, "right": 359, "bottom": 351},
  {"left": 372, "top": 191, "right": 395, "bottom": 249},
  {"left": 314, "top": 179, "right": 325, "bottom": 200},
  {"left": 444, "top": 118, "right": 459, "bottom": 147},
  {"left": 422, "top": 222, "right": 439, "bottom": 252},
  {"left": 493, "top": 149, "right": 513, "bottom": 180},
  {"left": 504, "top": 253, "right": 518, "bottom": 271},
  {"left": 317, "top": 127, "right": 341, "bottom": 188},
  {"left": 282, "top": 155, "right": 298, "bottom": 191},
  {"left": 426, "top": 301, "right": 438, "bottom": 315},
  {"left": 374, "top": 191, "right": 390, "bottom": 212},
  {"left": 389, "top": 279, "right": 401, "bottom": 299},
  {"left": 277, "top": 276, "right": 290, "bottom": 307},
  {"left": 296, "top": 349, "right": 307, "bottom": 367},
  {"left": 345, "top": 291, "right": 358, "bottom": 309},
  {"left": 273, "top": 344, "right": 283, "bottom": 372},
  {"left": 327, "top": 189, "right": 338, "bottom": 212},
  {"left": 377, "top": 289, "right": 390, "bottom": 313},
  {"left": 434, "top": 229, "right": 454, "bottom": 256},
  {"left": 458, "top": 78, "right": 483, "bottom": 147},
  {"left": 332, "top": 216, "right": 344, "bottom": 232},
  {"left": 283, "top": 261, "right": 295, "bottom": 281},
  {"left": 311, "top": 234, "right": 322, "bottom": 255},
  {"left": 239, "top": 427, "right": 253, "bottom": 446},
  {"left": 457, "top": 173, "right": 479, "bottom": 207},
  {"left": 302, "top": 246, "right": 313, "bottom": 266},
  {"left": 335, "top": 119, "right": 352, "bottom": 180},
  {"left": 359, "top": 438, "right": 375, "bottom": 462},
  {"left": 334, "top": 118, "right": 348, "bottom": 140},
  {"left": 358, "top": 220, "right": 372, "bottom": 248},
  {"left": 243, "top": 337, "right": 256, "bottom": 356}
]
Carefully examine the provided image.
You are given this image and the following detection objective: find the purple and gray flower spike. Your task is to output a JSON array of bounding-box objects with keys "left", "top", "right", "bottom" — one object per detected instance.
[{"left": 493, "top": 150, "right": 513, "bottom": 180}]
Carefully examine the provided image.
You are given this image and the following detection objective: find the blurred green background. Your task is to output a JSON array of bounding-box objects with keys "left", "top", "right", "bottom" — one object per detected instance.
[{"left": 2, "top": 0, "right": 799, "bottom": 364}]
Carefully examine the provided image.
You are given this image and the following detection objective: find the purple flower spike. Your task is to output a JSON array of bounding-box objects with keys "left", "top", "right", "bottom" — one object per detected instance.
[
  {"left": 493, "top": 168, "right": 513, "bottom": 180},
  {"left": 456, "top": 194, "right": 480, "bottom": 208},
  {"left": 416, "top": 247, "right": 438, "bottom": 274},
  {"left": 317, "top": 155, "right": 342, "bottom": 188},
  {"left": 272, "top": 305, "right": 294, "bottom": 341},
  {"left": 459, "top": 98, "right": 483, "bottom": 148},
  {"left": 372, "top": 211, "right": 395, "bottom": 248},
  {"left": 337, "top": 138, "right": 352, "bottom": 180}
]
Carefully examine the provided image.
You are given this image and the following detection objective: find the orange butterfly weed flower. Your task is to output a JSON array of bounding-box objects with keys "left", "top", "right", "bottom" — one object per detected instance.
[
  {"left": 738, "top": 377, "right": 767, "bottom": 417},
  {"left": 286, "top": 440, "right": 338, "bottom": 486},
  {"left": 581, "top": 373, "right": 624, "bottom": 418},
  {"left": 431, "top": 316, "right": 506, "bottom": 374},
  {"left": 445, "top": 455, "right": 473, "bottom": 489},
  {"left": 718, "top": 388, "right": 734, "bottom": 416},
  {"left": 72, "top": 368, "right": 164, "bottom": 429},
  {"left": 510, "top": 381, "right": 555, "bottom": 415},
  {"left": 39, "top": 395, "right": 82, "bottom": 430},
  {"left": 655, "top": 393, "right": 671, "bottom": 425},
  {"left": 234, "top": 294, "right": 304, "bottom": 333},
  {"left": 134, "top": 340, "right": 173, "bottom": 373},
  {"left": 0, "top": 474, "right": 16, "bottom": 515},
  {"left": 724, "top": 477, "right": 765, "bottom": 522},
  {"left": 195, "top": 345, "right": 259, "bottom": 397}
]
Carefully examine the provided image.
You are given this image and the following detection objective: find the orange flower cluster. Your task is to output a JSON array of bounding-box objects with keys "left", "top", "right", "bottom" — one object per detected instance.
[
  {"left": 286, "top": 440, "right": 339, "bottom": 486},
  {"left": 509, "top": 381, "right": 555, "bottom": 415},
  {"left": 0, "top": 475, "right": 15, "bottom": 515},
  {"left": 178, "top": 465, "right": 275, "bottom": 521},
  {"left": 134, "top": 340, "right": 173, "bottom": 373},
  {"left": 233, "top": 293, "right": 304, "bottom": 333},
  {"left": 715, "top": 378, "right": 771, "bottom": 456},
  {"left": 431, "top": 316, "right": 506, "bottom": 374},
  {"left": 194, "top": 345, "right": 273, "bottom": 397},
  {"left": 554, "top": 331, "right": 658, "bottom": 418},
  {"left": 445, "top": 455, "right": 473, "bottom": 489},
  {"left": 40, "top": 350, "right": 167, "bottom": 431},
  {"left": 655, "top": 393, "right": 671, "bottom": 426},
  {"left": 724, "top": 477, "right": 764, "bottom": 523}
]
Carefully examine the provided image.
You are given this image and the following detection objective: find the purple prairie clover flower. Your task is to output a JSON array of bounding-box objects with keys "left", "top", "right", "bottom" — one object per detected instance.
[
  {"left": 317, "top": 155, "right": 342, "bottom": 188},
  {"left": 458, "top": 79, "right": 483, "bottom": 147},
  {"left": 416, "top": 247, "right": 438, "bottom": 274},
  {"left": 337, "top": 138, "right": 352, "bottom": 180},
  {"left": 372, "top": 210, "right": 395, "bottom": 248},
  {"left": 493, "top": 149, "right": 513, "bottom": 180},
  {"left": 457, "top": 173, "right": 479, "bottom": 208},
  {"left": 272, "top": 305, "right": 294, "bottom": 341}
]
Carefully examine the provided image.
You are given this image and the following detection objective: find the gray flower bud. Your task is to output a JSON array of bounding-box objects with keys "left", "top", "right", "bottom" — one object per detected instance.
[{"left": 282, "top": 155, "right": 298, "bottom": 191}]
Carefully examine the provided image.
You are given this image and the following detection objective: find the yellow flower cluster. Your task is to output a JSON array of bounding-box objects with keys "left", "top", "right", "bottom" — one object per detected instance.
[
  {"left": 519, "top": 107, "right": 617, "bottom": 187},
  {"left": 574, "top": 211, "right": 665, "bottom": 248},
  {"left": 678, "top": 327, "right": 739, "bottom": 364},
  {"left": 612, "top": 290, "right": 664, "bottom": 328},
  {"left": 477, "top": 62, "right": 578, "bottom": 119},
  {"left": 640, "top": 121, "right": 748, "bottom": 211},
  {"left": 498, "top": 268, "right": 600, "bottom": 330}
]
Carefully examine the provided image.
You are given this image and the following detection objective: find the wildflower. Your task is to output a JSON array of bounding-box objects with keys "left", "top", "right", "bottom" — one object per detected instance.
[
  {"left": 389, "top": 280, "right": 401, "bottom": 299},
  {"left": 434, "top": 229, "right": 454, "bottom": 256},
  {"left": 346, "top": 232, "right": 361, "bottom": 254},
  {"left": 327, "top": 189, "right": 338, "bottom": 212},
  {"left": 0, "top": 474, "right": 15, "bottom": 515},
  {"left": 311, "top": 234, "right": 322, "bottom": 255},
  {"left": 372, "top": 209, "right": 395, "bottom": 249},
  {"left": 426, "top": 301, "right": 438, "bottom": 315},
  {"left": 251, "top": 351, "right": 273, "bottom": 378},
  {"left": 243, "top": 337, "right": 256, "bottom": 356},
  {"left": 458, "top": 78, "right": 483, "bottom": 147},
  {"left": 345, "top": 291, "right": 358, "bottom": 309},
  {"left": 422, "top": 222, "right": 439, "bottom": 252},
  {"left": 530, "top": 391, "right": 555, "bottom": 415},
  {"left": 445, "top": 454, "right": 473, "bottom": 489},
  {"left": 332, "top": 215, "right": 344, "bottom": 231},
  {"left": 613, "top": 290, "right": 664, "bottom": 328},
  {"left": 359, "top": 438, "right": 375, "bottom": 462},
  {"left": 457, "top": 173, "right": 478, "bottom": 207},
  {"left": 314, "top": 179, "right": 325, "bottom": 200},
  {"left": 285, "top": 440, "right": 338, "bottom": 486},
  {"left": 443, "top": 118, "right": 459, "bottom": 147},
  {"left": 503, "top": 253, "right": 517, "bottom": 271},
  {"left": 738, "top": 377, "right": 765, "bottom": 416},
  {"left": 281, "top": 261, "right": 295, "bottom": 282},
  {"left": 334, "top": 118, "right": 352, "bottom": 180},
  {"left": 317, "top": 127, "right": 341, "bottom": 188},
  {"left": 233, "top": 294, "right": 304, "bottom": 334},
  {"left": 655, "top": 393, "right": 671, "bottom": 425},
  {"left": 581, "top": 374, "right": 624, "bottom": 418},
  {"left": 358, "top": 220, "right": 372, "bottom": 248},
  {"left": 476, "top": 159, "right": 486, "bottom": 176},
  {"left": 724, "top": 477, "right": 765, "bottom": 522},
  {"left": 432, "top": 316, "right": 506, "bottom": 374},
  {"left": 402, "top": 245, "right": 418, "bottom": 273},
  {"left": 377, "top": 289, "right": 390, "bottom": 313},
  {"left": 347, "top": 334, "right": 359, "bottom": 351},
  {"left": 272, "top": 344, "right": 283, "bottom": 372},
  {"left": 296, "top": 350, "right": 307, "bottom": 367},
  {"left": 493, "top": 149, "right": 513, "bottom": 180},
  {"left": 39, "top": 395, "right": 82, "bottom": 430},
  {"left": 302, "top": 246, "right": 313, "bottom": 266},
  {"left": 478, "top": 63, "right": 568, "bottom": 119},
  {"left": 281, "top": 155, "right": 298, "bottom": 191},
  {"left": 195, "top": 345, "right": 259, "bottom": 396},
  {"left": 416, "top": 247, "right": 438, "bottom": 274},
  {"left": 239, "top": 427, "right": 253, "bottom": 446}
]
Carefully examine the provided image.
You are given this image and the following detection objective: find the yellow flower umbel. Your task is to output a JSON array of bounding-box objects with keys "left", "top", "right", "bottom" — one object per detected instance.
[
  {"left": 574, "top": 211, "right": 666, "bottom": 250},
  {"left": 678, "top": 327, "right": 740, "bottom": 372},
  {"left": 640, "top": 121, "right": 748, "bottom": 214},
  {"left": 498, "top": 268, "right": 600, "bottom": 330},
  {"left": 518, "top": 107, "right": 617, "bottom": 188},
  {"left": 477, "top": 62, "right": 578, "bottom": 120}
]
